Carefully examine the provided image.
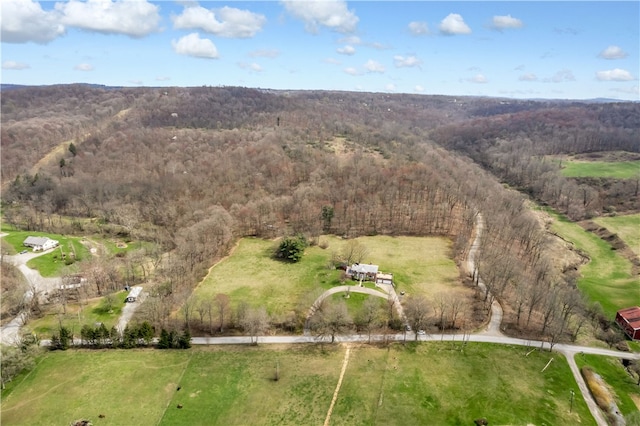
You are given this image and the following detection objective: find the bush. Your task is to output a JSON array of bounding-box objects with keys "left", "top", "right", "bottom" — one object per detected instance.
[{"left": 581, "top": 366, "right": 613, "bottom": 411}]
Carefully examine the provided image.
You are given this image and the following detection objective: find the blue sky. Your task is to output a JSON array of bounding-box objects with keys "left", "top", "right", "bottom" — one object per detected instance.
[{"left": 1, "top": 1, "right": 638, "bottom": 100}]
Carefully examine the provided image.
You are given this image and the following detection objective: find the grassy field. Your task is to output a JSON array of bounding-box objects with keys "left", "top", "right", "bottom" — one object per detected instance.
[
  {"left": 24, "top": 293, "right": 126, "bottom": 337},
  {"left": 193, "top": 236, "right": 464, "bottom": 318},
  {"left": 548, "top": 210, "right": 638, "bottom": 317},
  {"left": 575, "top": 354, "right": 640, "bottom": 419},
  {"left": 560, "top": 160, "right": 640, "bottom": 179},
  {"left": 593, "top": 213, "right": 640, "bottom": 257},
  {"left": 1, "top": 343, "right": 595, "bottom": 426}
]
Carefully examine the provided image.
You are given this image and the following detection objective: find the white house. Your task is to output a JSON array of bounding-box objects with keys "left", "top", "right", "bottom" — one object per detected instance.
[
  {"left": 23, "top": 236, "right": 59, "bottom": 252},
  {"left": 125, "top": 286, "right": 143, "bottom": 303}
]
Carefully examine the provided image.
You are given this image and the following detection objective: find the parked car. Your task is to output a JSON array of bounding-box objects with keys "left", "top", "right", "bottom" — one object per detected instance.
[
  {"left": 417, "top": 330, "right": 426, "bottom": 335},
  {"left": 20, "top": 250, "right": 28, "bottom": 254}
]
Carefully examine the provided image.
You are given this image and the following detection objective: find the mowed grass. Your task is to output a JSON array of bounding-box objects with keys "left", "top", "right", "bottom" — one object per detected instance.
[
  {"left": 548, "top": 210, "right": 638, "bottom": 317},
  {"left": 575, "top": 354, "right": 640, "bottom": 418},
  {"left": 331, "top": 343, "right": 595, "bottom": 426},
  {"left": 560, "top": 160, "right": 640, "bottom": 178},
  {"left": 593, "top": 213, "right": 640, "bottom": 257},
  {"left": 193, "top": 236, "right": 463, "bottom": 317},
  {"left": 1, "top": 343, "right": 596, "bottom": 426},
  {"left": 0, "top": 349, "right": 191, "bottom": 426}
]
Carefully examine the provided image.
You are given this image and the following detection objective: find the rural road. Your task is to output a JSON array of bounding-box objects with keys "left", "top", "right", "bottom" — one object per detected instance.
[{"left": 1, "top": 245, "right": 61, "bottom": 346}]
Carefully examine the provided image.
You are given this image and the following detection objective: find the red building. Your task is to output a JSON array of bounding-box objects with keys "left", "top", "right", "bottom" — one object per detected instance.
[{"left": 615, "top": 307, "right": 640, "bottom": 341}]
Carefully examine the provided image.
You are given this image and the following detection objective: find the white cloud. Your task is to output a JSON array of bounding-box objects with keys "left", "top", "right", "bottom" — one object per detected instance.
[
  {"left": 394, "top": 55, "right": 422, "bottom": 68},
  {"left": 385, "top": 83, "right": 396, "bottom": 92},
  {"left": 547, "top": 69, "right": 575, "bottom": 83},
  {"left": 598, "top": 45, "right": 628, "bottom": 60},
  {"left": 414, "top": 85, "right": 425, "bottom": 93},
  {"left": 172, "top": 5, "right": 265, "bottom": 38},
  {"left": 596, "top": 68, "right": 635, "bottom": 81},
  {"left": 408, "top": 21, "right": 429, "bottom": 36},
  {"left": 344, "top": 67, "right": 360, "bottom": 76},
  {"left": 364, "top": 59, "right": 385, "bottom": 73},
  {"left": 238, "top": 62, "right": 263, "bottom": 72},
  {"left": 339, "top": 35, "right": 361, "bottom": 45},
  {"left": 324, "top": 57, "right": 341, "bottom": 65},
  {"left": 2, "top": 60, "right": 30, "bottom": 70},
  {"left": 57, "top": 0, "right": 160, "bottom": 38},
  {"left": 337, "top": 45, "right": 356, "bottom": 55},
  {"left": 172, "top": 33, "right": 219, "bottom": 59},
  {"left": 439, "top": 13, "right": 471, "bottom": 35},
  {"left": 519, "top": 73, "right": 538, "bottom": 81},
  {"left": 282, "top": 0, "right": 358, "bottom": 34},
  {"left": 249, "top": 49, "right": 280, "bottom": 58},
  {"left": 470, "top": 74, "right": 488, "bottom": 84},
  {"left": 156, "top": 76, "right": 171, "bottom": 81},
  {"left": 490, "top": 15, "right": 523, "bottom": 30},
  {"left": 1, "top": 0, "right": 65, "bottom": 43},
  {"left": 74, "top": 63, "right": 94, "bottom": 71}
]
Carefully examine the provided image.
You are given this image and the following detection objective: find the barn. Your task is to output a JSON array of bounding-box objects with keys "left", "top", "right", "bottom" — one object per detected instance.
[{"left": 615, "top": 306, "right": 640, "bottom": 340}]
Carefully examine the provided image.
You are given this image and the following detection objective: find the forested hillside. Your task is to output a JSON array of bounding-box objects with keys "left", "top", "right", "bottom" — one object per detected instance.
[{"left": 2, "top": 84, "right": 638, "bottom": 338}]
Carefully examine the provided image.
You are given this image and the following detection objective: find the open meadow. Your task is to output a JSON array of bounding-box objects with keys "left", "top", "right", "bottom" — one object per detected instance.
[
  {"left": 0, "top": 343, "right": 596, "bottom": 426},
  {"left": 593, "top": 213, "right": 640, "bottom": 257},
  {"left": 192, "top": 236, "right": 466, "bottom": 319},
  {"left": 548, "top": 211, "right": 639, "bottom": 318},
  {"left": 560, "top": 160, "right": 640, "bottom": 179}
]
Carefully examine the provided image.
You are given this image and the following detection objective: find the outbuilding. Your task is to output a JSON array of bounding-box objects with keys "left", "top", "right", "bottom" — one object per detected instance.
[{"left": 615, "top": 306, "right": 640, "bottom": 340}]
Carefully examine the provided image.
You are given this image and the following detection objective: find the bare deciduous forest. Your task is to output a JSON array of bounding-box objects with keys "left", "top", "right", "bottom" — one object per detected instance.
[{"left": 2, "top": 84, "right": 639, "bottom": 340}]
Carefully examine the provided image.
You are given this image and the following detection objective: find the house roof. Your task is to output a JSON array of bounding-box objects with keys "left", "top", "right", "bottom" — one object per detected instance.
[
  {"left": 23, "top": 236, "right": 50, "bottom": 246},
  {"left": 127, "top": 286, "right": 143, "bottom": 298},
  {"left": 617, "top": 306, "right": 640, "bottom": 330},
  {"left": 350, "top": 263, "right": 379, "bottom": 274}
]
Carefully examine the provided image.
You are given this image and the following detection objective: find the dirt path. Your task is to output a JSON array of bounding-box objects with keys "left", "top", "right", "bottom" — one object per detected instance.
[{"left": 324, "top": 345, "right": 351, "bottom": 426}]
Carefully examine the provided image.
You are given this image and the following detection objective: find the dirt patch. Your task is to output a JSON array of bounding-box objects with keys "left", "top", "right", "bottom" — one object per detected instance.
[{"left": 580, "top": 220, "right": 640, "bottom": 276}]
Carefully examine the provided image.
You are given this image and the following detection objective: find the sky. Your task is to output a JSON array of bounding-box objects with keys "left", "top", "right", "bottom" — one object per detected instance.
[{"left": 1, "top": 0, "right": 638, "bottom": 100}]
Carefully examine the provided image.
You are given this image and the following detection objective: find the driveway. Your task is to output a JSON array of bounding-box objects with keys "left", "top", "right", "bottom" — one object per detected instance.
[{"left": 1, "top": 241, "right": 61, "bottom": 345}]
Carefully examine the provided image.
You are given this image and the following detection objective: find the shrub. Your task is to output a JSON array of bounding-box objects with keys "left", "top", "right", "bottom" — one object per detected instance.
[{"left": 581, "top": 366, "right": 613, "bottom": 411}]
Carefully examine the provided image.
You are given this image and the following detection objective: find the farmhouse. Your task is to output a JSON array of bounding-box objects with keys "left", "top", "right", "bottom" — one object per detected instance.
[
  {"left": 347, "top": 263, "right": 378, "bottom": 281},
  {"left": 125, "top": 286, "right": 143, "bottom": 303},
  {"left": 23, "top": 236, "right": 59, "bottom": 252},
  {"left": 615, "top": 306, "right": 640, "bottom": 340}
]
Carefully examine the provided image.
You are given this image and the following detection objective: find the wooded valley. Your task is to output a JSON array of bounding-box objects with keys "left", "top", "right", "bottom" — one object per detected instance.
[{"left": 2, "top": 84, "right": 639, "bottom": 342}]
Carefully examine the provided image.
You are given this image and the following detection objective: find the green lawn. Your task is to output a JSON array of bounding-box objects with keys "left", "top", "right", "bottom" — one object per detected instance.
[
  {"left": 0, "top": 349, "right": 191, "bottom": 426},
  {"left": 1, "top": 230, "right": 91, "bottom": 277},
  {"left": 25, "top": 293, "right": 126, "bottom": 337},
  {"left": 548, "top": 210, "right": 639, "bottom": 317},
  {"left": 193, "top": 236, "right": 464, "bottom": 319},
  {"left": 575, "top": 354, "right": 640, "bottom": 419},
  {"left": 560, "top": 160, "right": 640, "bottom": 179},
  {"left": 593, "top": 213, "right": 640, "bottom": 257},
  {"left": 0, "top": 343, "right": 596, "bottom": 426}
]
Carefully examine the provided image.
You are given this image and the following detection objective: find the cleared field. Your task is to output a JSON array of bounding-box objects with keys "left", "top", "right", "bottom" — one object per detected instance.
[
  {"left": 193, "top": 236, "right": 464, "bottom": 318},
  {"left": 0, "top": 349, "right": 191, "bottom": 425},
  {"left": 560, "top": 160, "right": 640, "bottom": 179},
  {"left": 593, "top": 213, "right": 640, "bottom": 257},
  {"left": 548, "top": 211, "right": 638, "bottom": 317},
  {"left": 0, "top": 343, "right": 595, "bottom": 426}
]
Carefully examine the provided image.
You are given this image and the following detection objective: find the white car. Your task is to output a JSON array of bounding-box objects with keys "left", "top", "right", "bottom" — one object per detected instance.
[{"left": 417, "top": 330, "right": 426, "bottom": 335}]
